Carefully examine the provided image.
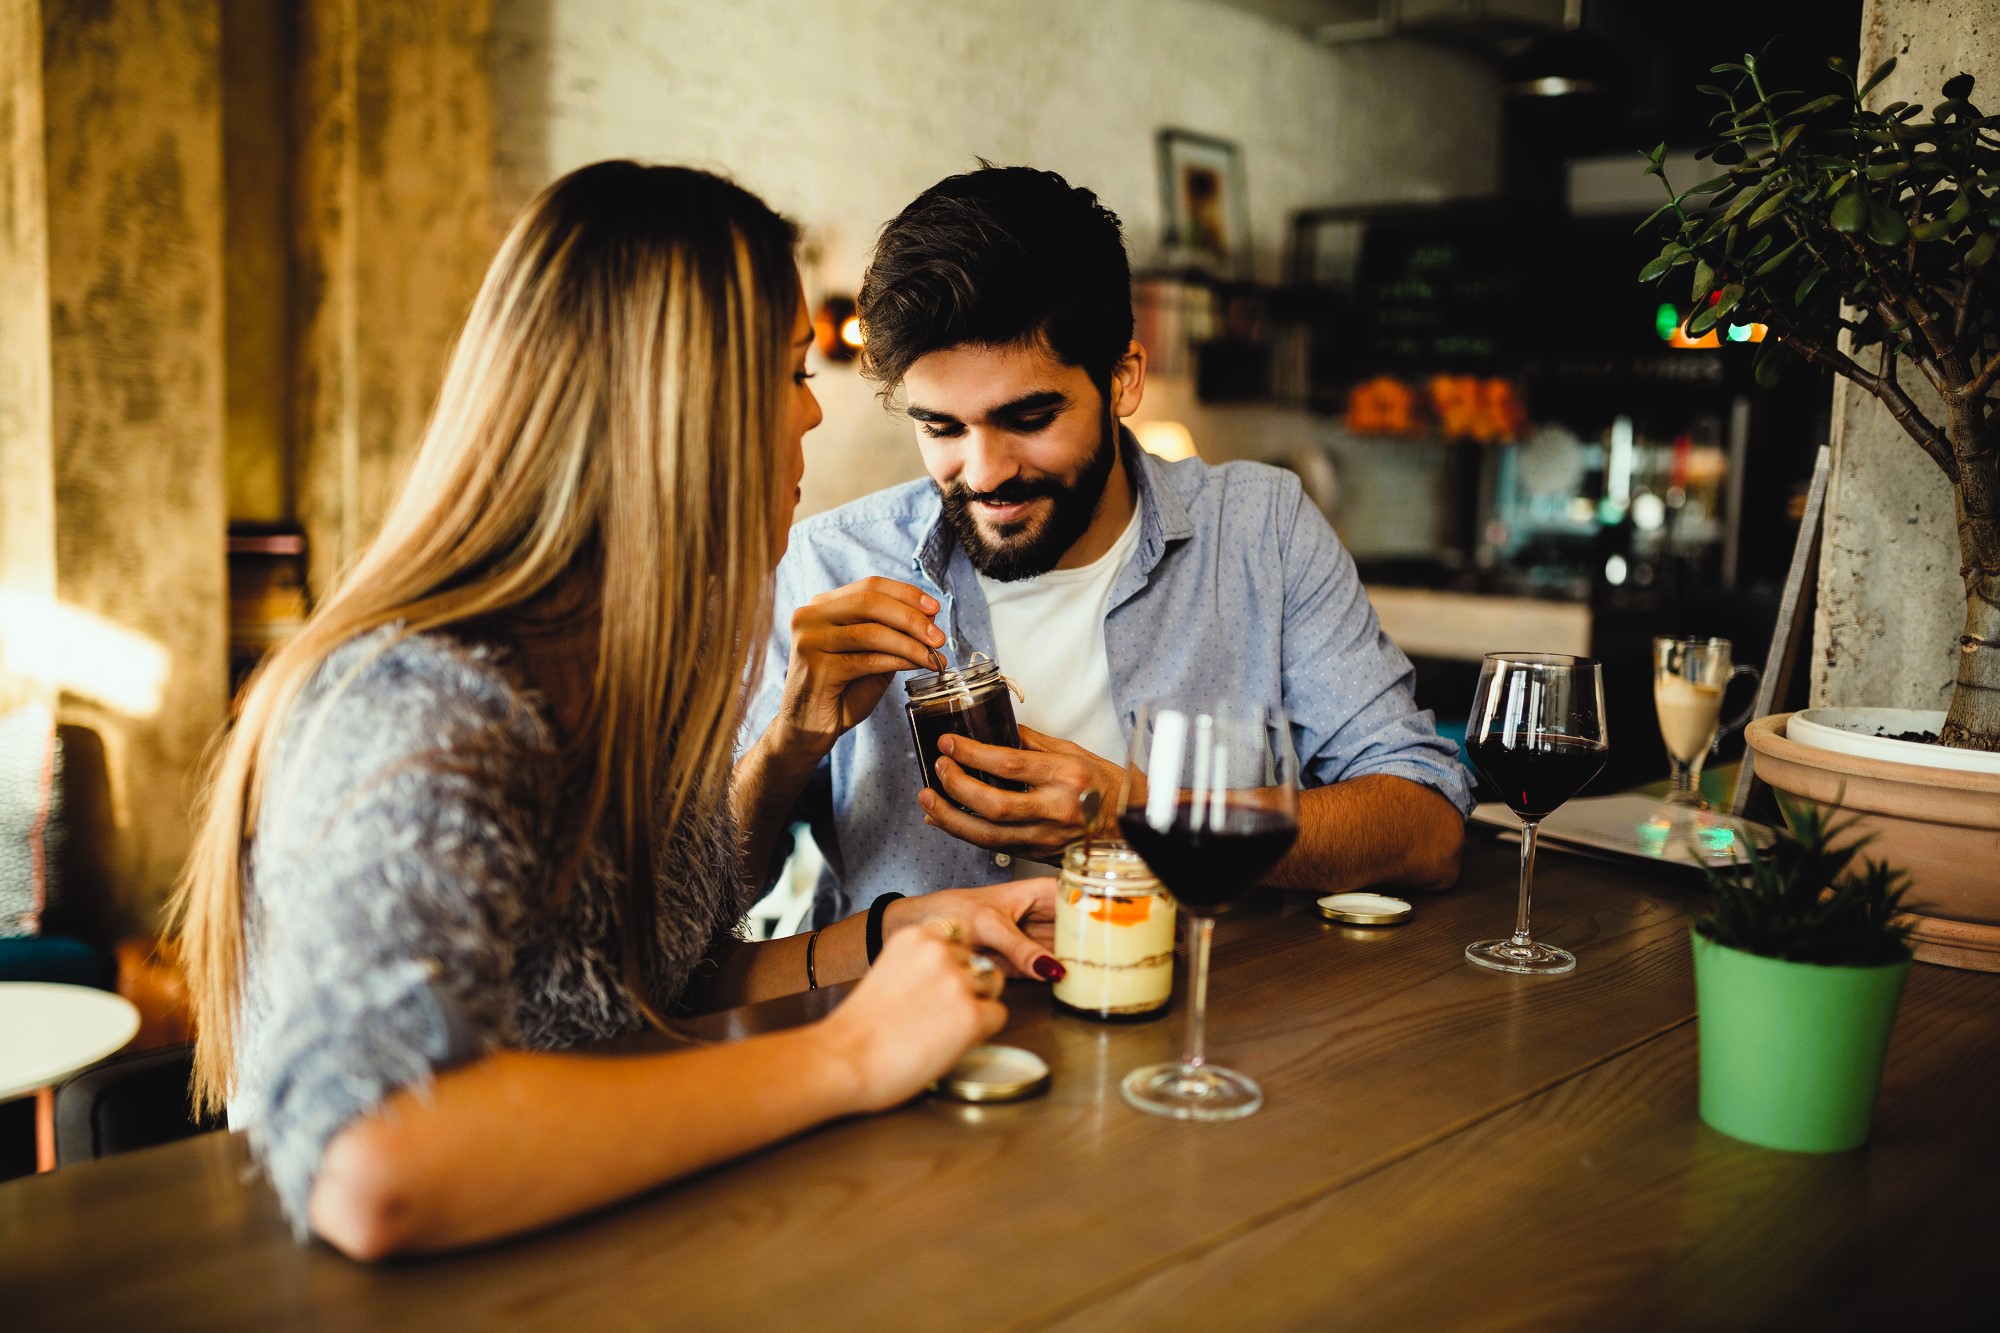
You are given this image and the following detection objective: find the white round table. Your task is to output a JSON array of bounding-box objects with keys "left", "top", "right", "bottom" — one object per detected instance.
[{"left": 0, "top": 982, "right": 141, "bottom": 1101}]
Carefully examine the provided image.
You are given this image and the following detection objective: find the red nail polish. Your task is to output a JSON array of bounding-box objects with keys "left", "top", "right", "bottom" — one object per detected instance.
[{"left": 1033, "top": 956, "right": 1065, "bottom": 982}]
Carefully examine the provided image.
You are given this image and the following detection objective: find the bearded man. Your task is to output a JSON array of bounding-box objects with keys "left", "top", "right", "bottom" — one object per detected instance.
[{"left": 736, "top": 166, "right": 1471, "bottom": 924}]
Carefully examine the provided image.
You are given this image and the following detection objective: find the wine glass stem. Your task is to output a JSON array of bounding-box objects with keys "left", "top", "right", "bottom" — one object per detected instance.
[
  {"left": 1512, "top": 819, "right": 1541, "bottom": 947},
  {"left": 1668, "top": 759, "right": 1697, "bottom": 802},
  {"left": 1182, "top": 915, "right": 1215, "bottom": 1070}
]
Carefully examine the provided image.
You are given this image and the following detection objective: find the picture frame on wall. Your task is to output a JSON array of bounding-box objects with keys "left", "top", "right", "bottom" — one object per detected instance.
[{"left": 1157, "top": 129, "right": 1249, "bottom": 279}]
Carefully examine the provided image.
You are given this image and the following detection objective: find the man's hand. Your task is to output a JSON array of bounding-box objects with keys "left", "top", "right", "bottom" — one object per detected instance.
[
  {"left": 917, "top": 725, "right": 1126, "bottom": 863},
  {"left": 765, "top": 577, "right": 945, "bottom": 765}
]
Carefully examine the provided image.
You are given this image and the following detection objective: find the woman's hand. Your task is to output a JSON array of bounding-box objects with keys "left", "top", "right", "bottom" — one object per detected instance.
[
  {"left": 818, "top": 925, "right": 1007, "bottom": 1113},
  {"left": 917, "top": 726, "right": 1127, "bottom": 864},
  {"left": 886, "top": 879, "right": 1064, "bottom": 981},
  {"left": 764, "top": 577, "right": 945, "bottom": 765}
]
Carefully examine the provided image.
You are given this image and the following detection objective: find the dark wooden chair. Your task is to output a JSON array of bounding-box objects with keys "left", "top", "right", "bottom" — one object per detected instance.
[{"left": 52, "top": 1042, "right": 220, "bottom": 1167}]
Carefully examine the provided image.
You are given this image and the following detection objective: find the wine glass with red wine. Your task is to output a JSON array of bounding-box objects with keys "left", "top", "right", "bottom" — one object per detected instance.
[
  {"left": 1116, "top": 700, "right": 1299, "bottom": 1120},
  {"left": 1463, "top": 653, "right": 1609, "bottom": 976}
]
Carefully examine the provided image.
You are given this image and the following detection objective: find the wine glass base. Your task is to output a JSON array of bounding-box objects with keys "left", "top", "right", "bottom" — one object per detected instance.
[
  {"left": 1121, "top": 1062, "right": 1263, "bottom": 1121},
  {"left": 1465, "top": 938, "right": 1576, "bottom": 976}
]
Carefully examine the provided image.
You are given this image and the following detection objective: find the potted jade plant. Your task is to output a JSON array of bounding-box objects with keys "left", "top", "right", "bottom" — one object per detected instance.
[
  {"left": 1640, "top": 53, "right": 2000, "bottom": 966},
  {"left": 1694, "top": 803, "right": 1913, "bottom": 1153}
]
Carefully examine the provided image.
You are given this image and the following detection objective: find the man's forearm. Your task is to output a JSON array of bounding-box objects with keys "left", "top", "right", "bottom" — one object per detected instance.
[
  {"left": 729, "top": 729, "right": 825, "bottom": 896},
  {"left": 1260, "top": 774, "right": 1464, "bottom": 894}
]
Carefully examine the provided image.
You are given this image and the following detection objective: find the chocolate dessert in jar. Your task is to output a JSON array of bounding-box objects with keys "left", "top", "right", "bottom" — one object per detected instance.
[
  {"left": 1053, "top": 839, "right": 1175, "bottom": 1021},
  {"left": 904, "top": 653, "right": 1025, "bottom": 811}
]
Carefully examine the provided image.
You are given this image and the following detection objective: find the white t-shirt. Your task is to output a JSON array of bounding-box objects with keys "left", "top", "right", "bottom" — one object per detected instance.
[{"left": 977, "top": 502, "right": 1143, "bottom": 774}]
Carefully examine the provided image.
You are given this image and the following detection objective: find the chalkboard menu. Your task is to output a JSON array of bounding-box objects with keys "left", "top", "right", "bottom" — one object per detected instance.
[{"left": 1345, "top": 208, "right": 1539, "bottom": 376}]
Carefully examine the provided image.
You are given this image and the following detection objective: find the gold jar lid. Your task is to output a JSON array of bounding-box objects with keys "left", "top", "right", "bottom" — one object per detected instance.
[
  {"left": 929, "top": 1045, "right": 1052, "bottom": 1103},
  {"left": 1318, "top": 892, "right": 1413, "bottom": 926},
  {"left": 1060, "top": 838, "right": 1162, "bottom": 891}
]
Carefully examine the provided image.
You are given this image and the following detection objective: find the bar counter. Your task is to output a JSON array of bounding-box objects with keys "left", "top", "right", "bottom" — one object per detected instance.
[{"left": 4, "top": 835, "right": 1995, "bottom": 1329}]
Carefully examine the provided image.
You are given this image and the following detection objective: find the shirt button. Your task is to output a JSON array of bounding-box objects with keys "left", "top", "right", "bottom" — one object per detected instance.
[{"left": 994, "top": 853, "right": 1012, "bottom": 868}]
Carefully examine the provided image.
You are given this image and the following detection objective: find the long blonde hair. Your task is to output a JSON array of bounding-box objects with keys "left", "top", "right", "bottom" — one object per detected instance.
[{"left": 171, "top": 163, "right": 800, "bottom": 1113}]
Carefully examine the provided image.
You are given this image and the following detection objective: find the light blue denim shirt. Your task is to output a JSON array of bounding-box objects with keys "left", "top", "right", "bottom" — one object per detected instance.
[{"left": 744, "top": 437, "right": 1474, "bottom": 923}]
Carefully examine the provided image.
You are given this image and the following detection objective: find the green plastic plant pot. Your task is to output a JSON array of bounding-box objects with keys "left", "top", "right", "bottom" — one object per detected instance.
[{"left": 1692, "top": 929, "right": 1911, "bottom": 1153}]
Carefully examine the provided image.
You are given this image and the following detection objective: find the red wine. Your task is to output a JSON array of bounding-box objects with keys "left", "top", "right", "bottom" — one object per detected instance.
[
  {"left": 1118, "top": 802, "right": 1298, "bottom": 916},
  {"left": 1466, "top": 733, "right": 1607, "bottom": 819}
]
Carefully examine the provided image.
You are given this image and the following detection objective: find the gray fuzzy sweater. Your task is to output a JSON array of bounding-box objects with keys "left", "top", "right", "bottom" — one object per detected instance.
[{"left": 229, "top": 629, "right": 749, "bottom": 1231}]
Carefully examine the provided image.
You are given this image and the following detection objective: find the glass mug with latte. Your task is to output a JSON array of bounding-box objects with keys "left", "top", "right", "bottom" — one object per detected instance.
[{"left": 1652, "top": 637, "right": 1760, "bottom": 807}]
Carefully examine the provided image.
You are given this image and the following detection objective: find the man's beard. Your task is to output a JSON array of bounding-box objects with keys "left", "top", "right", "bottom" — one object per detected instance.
[{"left": 939, "top": 412, "right": 1118, "bottom": 583}]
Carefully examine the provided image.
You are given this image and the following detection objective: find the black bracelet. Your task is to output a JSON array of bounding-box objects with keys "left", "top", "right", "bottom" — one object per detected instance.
[
  {"left": 865, "top": 893, "right": 905, "bottom": 966},
  {"left": 805, "top": 928, "right": 823, "bottom": 990}
]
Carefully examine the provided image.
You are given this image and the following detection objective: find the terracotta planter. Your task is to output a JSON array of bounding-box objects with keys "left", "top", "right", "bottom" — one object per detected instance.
[{"left": 1745, "top": 713, "right": 2000, "bottom": 972}]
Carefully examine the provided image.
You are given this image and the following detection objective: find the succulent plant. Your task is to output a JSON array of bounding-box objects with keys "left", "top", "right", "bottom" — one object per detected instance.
[{"left": 1697, "top": 800, "right": 1914, "bottom": 967}]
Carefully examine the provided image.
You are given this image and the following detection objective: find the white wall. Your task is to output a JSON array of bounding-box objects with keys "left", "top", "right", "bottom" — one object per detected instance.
[{"left": 492, "top": 0, "right": 1501, "bottom": 517}]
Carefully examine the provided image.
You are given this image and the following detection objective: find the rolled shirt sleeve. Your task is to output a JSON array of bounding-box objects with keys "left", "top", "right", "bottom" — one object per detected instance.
[{"left": 1277, "top": 477, "right": 1475, "bottom": 813}]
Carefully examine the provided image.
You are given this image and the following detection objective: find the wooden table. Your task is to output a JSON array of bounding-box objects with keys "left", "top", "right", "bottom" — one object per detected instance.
[{"left": 4, "top": 836, "right": 1995, "bottom": 1330}]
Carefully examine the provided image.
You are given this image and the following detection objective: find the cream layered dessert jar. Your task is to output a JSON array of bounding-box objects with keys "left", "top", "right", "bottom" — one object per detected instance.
[{"left": 1053, "top": 839, "right": 1175, "bottom": 1021}]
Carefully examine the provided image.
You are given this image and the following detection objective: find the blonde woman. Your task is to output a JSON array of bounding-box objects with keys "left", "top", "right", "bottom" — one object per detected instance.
[{"left": 171, "top": 162, "right": 1061, "bottom": 1261}]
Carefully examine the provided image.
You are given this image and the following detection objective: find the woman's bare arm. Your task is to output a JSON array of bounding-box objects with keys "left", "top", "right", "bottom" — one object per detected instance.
[{"left": 309, "top": 927, "right": 1003, "bottom": 1261}]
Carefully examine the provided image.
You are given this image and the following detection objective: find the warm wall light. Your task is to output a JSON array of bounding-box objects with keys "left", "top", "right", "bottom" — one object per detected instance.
[
  {"left": 0, "top": 590, "right": 170, "bottom": 717},
  {"left": 813, "top": 295, "right": 862, "bottom": 363},
  {"left": 1135, "top": 420, "right": 1198, "bottom": 461}
]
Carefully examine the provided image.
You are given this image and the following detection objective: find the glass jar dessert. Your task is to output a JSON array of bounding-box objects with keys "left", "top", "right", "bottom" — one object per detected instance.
[
  {"left": 1053, "top": 838, "right": 1176, "bottom": 1021},
  {"left": 904, "top": 653, "right": 1024, "bottom": 811}
]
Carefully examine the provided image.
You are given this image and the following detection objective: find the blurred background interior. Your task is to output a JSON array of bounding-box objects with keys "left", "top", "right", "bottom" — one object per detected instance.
[{"left": 0, "top": 0, "right": 1880, "bottom": 1172}]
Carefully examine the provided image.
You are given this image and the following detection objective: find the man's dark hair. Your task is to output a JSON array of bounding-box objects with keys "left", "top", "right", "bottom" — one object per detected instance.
[{"left": 858, "top": 165, "right": 1133, "bottom": 393}]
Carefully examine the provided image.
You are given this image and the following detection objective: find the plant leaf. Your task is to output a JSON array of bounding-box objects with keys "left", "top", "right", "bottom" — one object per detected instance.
[
  {"left": 1833, "top": 188, "right": 1870, "bottom": 233},
  {"left": 1866, "top": 198, "right": 1909, "bottom": 245},
  {"left": 1748, "top": 191, "right": 1791, "bottom": 228},
  {"left": 1859, "top": 56, "right": 1898, "bottom": 100},
  {"left": 1639, "top": 252, "right": 1677, "bottom": 282},
  {"left": 1756, "top": 237, "right": 1806, "bottom": 275},
  {"left": 1943, "top": 72, "right": 1975, "bottom": 102},
  {"left": 1970, "top": 232, "right": 1998, "bottom": 268},
  {"left": 1781, "top": 94, "right": 1846, "bottom": 122},
  {"left": 1692, "top": 259, "right": 1718, "bottom": 304},
  {"left": 1795, "top": 266, "right": 1826, "bottom": 304}
]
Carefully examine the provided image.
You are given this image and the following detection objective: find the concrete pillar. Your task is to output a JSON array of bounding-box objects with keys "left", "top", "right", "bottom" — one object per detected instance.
[
  {"left": 222, "top": 0, "right": 294, "bottom": 525},
  {"left": 292, "top": 0, "right": 493, "bottom": 599},
  {"left": 1813, "top": 0, "right": 2000, "bottom": 709},
  {"left": 0, "top": 0, "right": 54, "bottom": 625},
  {"left": 27, "top": 0, "right": 230, "bottom": 933}
]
